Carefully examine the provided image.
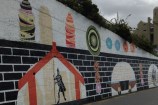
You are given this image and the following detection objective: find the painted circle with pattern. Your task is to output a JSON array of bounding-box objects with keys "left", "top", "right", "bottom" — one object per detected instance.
[
  {"left": 115, "top": 40, "right": 120, "bottom": 51},
  {"left": 106, "top": 37, "right": 112, "bottom": 49},
  {"left": 86, "top": 26, "right": 101, "bottom": 55}
]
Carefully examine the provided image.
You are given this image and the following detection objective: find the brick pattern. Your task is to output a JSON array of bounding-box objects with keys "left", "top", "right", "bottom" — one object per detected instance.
[
  {"left": 57, "top": 46, "right": 158, "bottom": 101},
  {"left": 0, "top": 39, "right": 158, "bottom": 104},
  {"left": 0, "top": 40, "right": 50, "bottom": 105}
]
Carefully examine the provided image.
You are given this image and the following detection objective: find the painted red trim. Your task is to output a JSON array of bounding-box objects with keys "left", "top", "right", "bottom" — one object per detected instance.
[
  {"left": 18, "top": 42, "right": 84, "bottom": 105},
  {"left": 28, "top": 77, "right": 37, "bottom": 105},
  {"left": 75, "top": 77, "right": 80, "bottom": 100}
]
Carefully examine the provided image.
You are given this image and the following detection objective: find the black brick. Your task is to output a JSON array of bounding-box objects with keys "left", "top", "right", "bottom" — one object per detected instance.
[
  {"left": 89, "top": 90, "right": 96, "bottom": 96},
  {"left": 30, "top": 50, "right": 46, "bottom": 56},
  {"left": 83, "top": 61, "right": 90, "bottom": 66},
  {"left": 102, "top": 77, "right": 109, "bottom": 82},
  {"left": 0, "top": 65, "right": 13, "bottom": 72},
  {"left": 105, "top": 62, "right": 110, "bottom": 66},
  {"left": 13, "top": 49, "right": 29, "bottom": 56},
  {"left": 0, "top": 92, "right": 4, "bottom": 102},
  {"left": 3, "top": 56, "right": 21, "bottom": 64},
  {"left": 88, "top": 78, "right": 95, "bottom": 83},
  {"left": 107, "top": 58, "right": 112, "bottom": 61},
  {"left": 6, "top": 91, "right": 18, "bottom": 101},
  {"left": 108, "top": 67, "right": 113, "bottom": 71},
  {"left": 99, "top": 62, "right": 104, "bottom": 66},
  {"left": 15, "top": 81, "right": 18, "bottom": 89},
  {"left": 22, "top": 57, "right": 38, "bottom": 64},
  {"left": 0, "top": 47, "right": 11, "bottom": 55},
  {"left": 113, "top": 58, "right": 118, "bottom": 62},
  {"left": 101, "top": 57, "right": 106, "bottom": 61},
  {"left": 86, "top": 84, "right": 94, "bottom": 90},
  {"left": 84, "top": 72, "right": 91, "bottom": 77},
  {"left": 79, "top": 67, "right": 87, "bottom": 71},
  {"left": 4, "top": 73, "right": 22, "bottom": 80},
  {"left": 94, "top": 56, "right": 100, "bottom": 61},
  {"left": 2, "top": 102, "right": 15, "bottom": 105},
  {"left": 73, "top": 60, "right": 83, "bottom": 66},
  {"left": 101, "top": 67, "right": 107, "bottom": 71},
  {"left": 61, "top": 53, "right": 67, "bottom": 58},
  {"left": 86, "top": 56, "right": 93, "bottom": 60},
  {"left": 0, "top": 73, "right": 2, "bottom": 80},
  {"left": 84, "top": 78, "right": 88, "bottom": 84},
  {"left": 102, "top": 93, "right": 109, "bottom": 98},
  {"left": 111, "top": 63, "right": 116, "bottom": 66},
  {"left": 0, "top": 82, "right": 14, "bottom": 91},
  {"left": 14, "top": 65, "right": 30, "bottom": 71},
  {"left": 95, "top": 95, "right": 102, "bottom": 101},
  {"left": 87, "top": 67, "right": 94, "bottom": 71},
  {"left": 68, "top": 54, "right": 77, "bottom": 59},
  {"left": 78, "top": 55, "right": 85, "bottom": 60}
]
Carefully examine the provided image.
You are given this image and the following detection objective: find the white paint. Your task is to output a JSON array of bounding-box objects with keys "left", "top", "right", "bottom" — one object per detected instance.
[{"left": 0, "top": 0, "right": 157, "bottom": 59}]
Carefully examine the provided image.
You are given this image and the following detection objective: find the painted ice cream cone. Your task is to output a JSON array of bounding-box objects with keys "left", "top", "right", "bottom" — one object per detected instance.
[
  {"left": 19, "top": 0, "right": 35, "bottom": 41},
  {"left": 65, "top": 12, "right": 75, "bottom": 48}
]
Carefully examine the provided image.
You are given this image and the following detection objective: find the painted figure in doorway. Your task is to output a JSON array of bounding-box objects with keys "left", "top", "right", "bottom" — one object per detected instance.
[
  {"left": 152, "top": 65, "right": 156, "bottom": 85},
  {"left": 94, "top": 61, "right": 101, "bottom": 94},
  {"left": 54, "top": 69, "right": 66, "bottom": 104},
  {"left": 139, "top": 63, "right": 144, "bottom": 86}
]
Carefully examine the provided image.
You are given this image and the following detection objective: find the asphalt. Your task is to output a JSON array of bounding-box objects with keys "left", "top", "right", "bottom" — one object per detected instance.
[{"left": 84, "top": 87, "right": 158, "bottom": 105}]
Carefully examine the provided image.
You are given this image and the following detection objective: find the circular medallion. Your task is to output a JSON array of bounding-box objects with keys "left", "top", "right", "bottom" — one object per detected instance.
[
  {"left": 106, "top": 37, "right": 112, "bottom": 49},
  {"left": 115, "top": 40, "right": 120, "bottom": 51},
  {"left": 86, "top": 26, "right": 101, "bottom": 55}
]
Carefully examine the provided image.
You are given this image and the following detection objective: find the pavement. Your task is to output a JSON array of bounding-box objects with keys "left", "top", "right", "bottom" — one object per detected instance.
[{"left": 84, "top": 87, "right": 158, "bottom": 105}]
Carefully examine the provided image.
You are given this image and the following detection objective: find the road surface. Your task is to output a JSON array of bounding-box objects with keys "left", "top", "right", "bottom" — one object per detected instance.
[{"left": 85, "top": 87, "right": 158, "bottom": 105}]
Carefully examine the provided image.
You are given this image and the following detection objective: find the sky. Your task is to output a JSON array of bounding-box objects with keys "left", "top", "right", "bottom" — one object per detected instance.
[{"left": 92, "top": 0, "right": 158, "bottom": 28}]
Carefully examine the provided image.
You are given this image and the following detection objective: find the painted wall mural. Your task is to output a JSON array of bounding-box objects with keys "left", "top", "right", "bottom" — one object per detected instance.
[
  {"left": 94, "top": 61, "right": 101, "bottom": 94},
  {"left": 115, "top": 40, "right": 120, "bottom": 51},
  {"left": 106, "top": 37, "right": 112, "bottom": 49},
  {"left": 86, "top": 26, "right": 101, "bottom": 55},
  {"left": 39, "top": 6, "right": 53, "bottom": 45},
  {"left": 1, "top": 0, "right": 158, "bottom": 105},
  {"left": 148, "top": 64, "right": 158, "bottom": 88},
  {"left": 123, "top": 41, "right": 128, "bottom": 52},
  {"left": 65, "top": 12, "right": 76, "bottom": 48},
  {"left": 19, "top": 0, "right": 35, "bottom": 41},
  {"left": 139, "top": 63, "right": 145, "bottom": 86},
  {"left": 17, "top": 43, "right": 86, "bottom": 105},
  {"left": 130, "top": 43, "right": 136, "bottom": 53},
  {"left": 111, "top": 62, "right": 137, "bottom": 96}
]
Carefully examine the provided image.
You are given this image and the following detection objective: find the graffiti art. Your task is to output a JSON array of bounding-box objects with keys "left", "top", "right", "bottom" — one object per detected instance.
[
  {"left": 111, "top": 62, "right": 137, "bottom": 96},
  {"left": 123, "top": 41, "right": 128, "bottom": 52},
  {"left": 115, "top": 40, "right": 120, "bottom": 51},
  {"left": 94, "top": 61, "right": 101, "bottom": 94},
  {"left": 130, "top": 43, "right": 135, "bottom": 53},
  {"left": 148, "top": 64, "right": 158, "bottom": 88},
  {"left": 106, "top": 37, "right": 112, "bottom": 49},
  {"left": 19, "top": 0, "right": 35, "bottom": 41},
  {"left": 39, "top": 6, "right": 53, "bottom": 45},
  {"left": 86, "top": 26, "right": 101, "bottom": 55},
  {"left": 17, "top": 43, "right": 86, "bottom": 105},
  {"left": 65, "top": 12, "right": 76, "bottom": 48},
  {"left": 54, "top": 69, "right": 66, "bottom": 104},
  {"left": 139, "top": 63, "right": 144, "bottom": 86}
]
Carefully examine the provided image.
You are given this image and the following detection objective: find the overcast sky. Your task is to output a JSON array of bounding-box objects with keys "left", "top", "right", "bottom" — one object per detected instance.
[{"left": 92, "top": 0, "right": 158, "bottom": 28}]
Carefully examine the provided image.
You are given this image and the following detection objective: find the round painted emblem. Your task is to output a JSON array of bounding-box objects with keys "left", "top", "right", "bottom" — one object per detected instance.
[
  {"left": 115, "top": 40, "right": 120, "bottom": 51},
  {"left": 106, "top": 37, "right": 112, "bottom": 49},
  {"left": 86, "top": 26, "right": 101, "bottom": 55}
]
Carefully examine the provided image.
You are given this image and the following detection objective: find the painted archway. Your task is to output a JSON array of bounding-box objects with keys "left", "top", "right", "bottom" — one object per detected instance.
[
  {"left": 111, "top": 62, "right": 137, "bottom": 96},
  {"left": 148, "top": 64, "right": 158, "bottom": 88}
]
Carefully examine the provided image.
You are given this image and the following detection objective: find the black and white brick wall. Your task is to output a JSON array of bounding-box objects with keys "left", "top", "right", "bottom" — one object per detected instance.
[
  {"left": 0, "top": 39, "right": 51, "bottom": 105},
  {"left": 0, "top": 39, "right": 158, "bottom": 105}
]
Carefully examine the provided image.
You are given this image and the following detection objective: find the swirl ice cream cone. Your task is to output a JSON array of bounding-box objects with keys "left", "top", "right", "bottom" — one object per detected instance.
[
  {"left": 19, "top": 0, "right": 35, "bottom": 41},
  {"left": 65, "top": 13, "right": 76, "bottom": 48}
]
